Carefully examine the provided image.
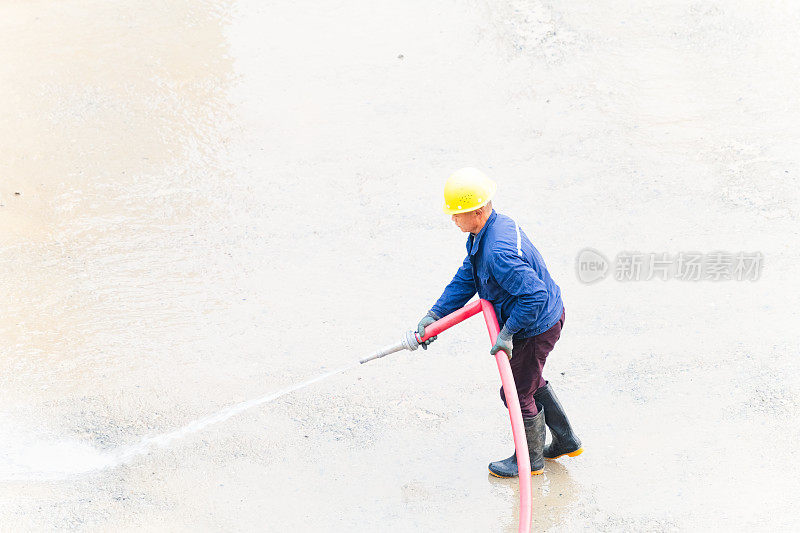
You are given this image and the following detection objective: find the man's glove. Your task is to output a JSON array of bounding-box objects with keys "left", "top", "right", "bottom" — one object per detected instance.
[
  {"left": 416, "top": 311, "right": 440, "bottom": 350},
  {"left": 490, "top": 326, "right": 514, "bottom": 359}
]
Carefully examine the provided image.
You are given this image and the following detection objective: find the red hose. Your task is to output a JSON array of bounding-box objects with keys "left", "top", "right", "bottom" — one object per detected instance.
[
  {"left": 418, "top": 299, "right": 483, "bottom": 341},
  {"left": 480, "top": 300, "right": 532, "bottom": 533},
  {"left": 417, "top": 299, "right": 532, "bottom": 533}
]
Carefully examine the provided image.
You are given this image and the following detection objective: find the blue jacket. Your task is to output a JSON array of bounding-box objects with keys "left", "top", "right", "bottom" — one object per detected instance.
[{"left": 430, "top": 210, "right": 563, "bottom": 339}]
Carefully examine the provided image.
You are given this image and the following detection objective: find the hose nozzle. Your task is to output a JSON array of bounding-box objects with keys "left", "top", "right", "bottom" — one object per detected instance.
[{"left": 359, "top": 330, "right": 420, "bottom": 364}]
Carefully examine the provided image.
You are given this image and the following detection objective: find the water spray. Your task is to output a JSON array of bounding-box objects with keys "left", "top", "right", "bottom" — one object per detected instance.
[{"left": 3, "top": 299, "right": 532, "bottom": 533}]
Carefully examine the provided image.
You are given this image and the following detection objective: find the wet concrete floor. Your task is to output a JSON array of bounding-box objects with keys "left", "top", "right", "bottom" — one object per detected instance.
[{"left": 2, "top": 1, "right": 799, "bottom": 530}]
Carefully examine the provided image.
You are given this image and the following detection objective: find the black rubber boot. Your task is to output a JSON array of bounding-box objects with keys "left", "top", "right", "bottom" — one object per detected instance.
[
  {"left": 534, "top": 382, "right": 583, "bottom": 460},
  {"left": 488, "top": 408, "right": 545, "bottom": 478}
]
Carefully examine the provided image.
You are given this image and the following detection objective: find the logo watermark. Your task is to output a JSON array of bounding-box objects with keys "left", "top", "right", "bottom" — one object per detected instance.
[{"left": 576, "top": 248, "right": 763, "bottom": 283}]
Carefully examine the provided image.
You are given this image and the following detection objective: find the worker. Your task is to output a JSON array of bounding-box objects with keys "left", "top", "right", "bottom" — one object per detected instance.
[{"left": 417, "top": 168, "right": 583, "bottom": 477}]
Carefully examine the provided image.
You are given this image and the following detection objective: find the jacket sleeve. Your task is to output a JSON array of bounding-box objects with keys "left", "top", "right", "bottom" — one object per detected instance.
[
  {"left": 490, "top": 249, "right": 547, "bottom": 334},
  {"left": 430, "top": 255, "right": 477, "bottom": 318}
]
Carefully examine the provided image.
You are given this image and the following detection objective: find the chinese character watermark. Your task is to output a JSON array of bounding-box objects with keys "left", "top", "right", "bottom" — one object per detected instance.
[{"left": 576, "top": 248, "right": 762, "bottom": 283}]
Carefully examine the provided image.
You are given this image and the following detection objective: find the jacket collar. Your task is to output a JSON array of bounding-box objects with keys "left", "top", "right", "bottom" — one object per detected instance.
[{"left": 468, "top": 209, "right": 497, "bottom": 256}]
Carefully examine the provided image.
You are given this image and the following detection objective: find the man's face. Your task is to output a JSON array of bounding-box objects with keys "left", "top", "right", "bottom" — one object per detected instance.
[{"left": 451, "top": 209, "right": 482, "bottom": 233}]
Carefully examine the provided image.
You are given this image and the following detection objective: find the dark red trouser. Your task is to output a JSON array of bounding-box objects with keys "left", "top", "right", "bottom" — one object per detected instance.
[{"left": 500, "top": 306, "right": 565, "bottom": 418}]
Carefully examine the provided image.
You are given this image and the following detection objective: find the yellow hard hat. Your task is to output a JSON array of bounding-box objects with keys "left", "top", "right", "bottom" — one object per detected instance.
[{"left": 442, "top": 167, "right": 497, "bottom": 214}]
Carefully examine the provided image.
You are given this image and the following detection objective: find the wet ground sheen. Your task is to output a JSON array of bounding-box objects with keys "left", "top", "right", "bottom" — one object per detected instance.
[{"left": 2, "top": 1, "right": 799, "bottom": 531}]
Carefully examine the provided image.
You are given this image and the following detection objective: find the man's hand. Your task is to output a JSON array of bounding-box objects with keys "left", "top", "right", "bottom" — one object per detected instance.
[
  {"left": 416, "top": 311, "right": 440, "bottom": 350},
  {"left": 490, "top": 326, "right": 514, "bottom": 359}
]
